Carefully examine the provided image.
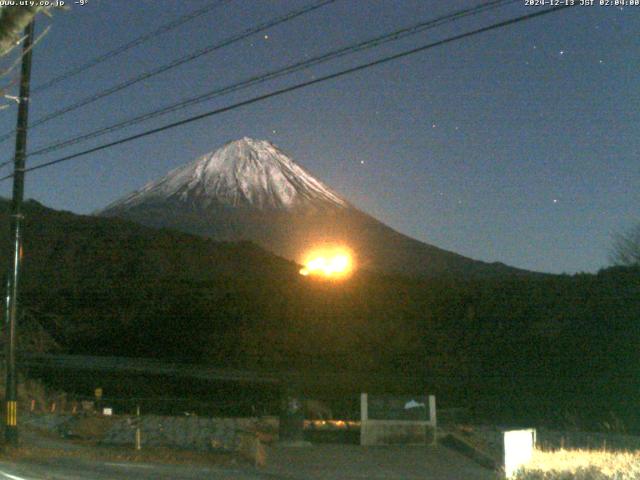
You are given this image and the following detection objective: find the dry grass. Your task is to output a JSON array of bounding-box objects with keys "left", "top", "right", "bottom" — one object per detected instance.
[
  {"left": 515, "top": 448, "right": 640, "bottom": 479},
  {"left": 237, "top": 432, "right": 268, "bottom": 468}
]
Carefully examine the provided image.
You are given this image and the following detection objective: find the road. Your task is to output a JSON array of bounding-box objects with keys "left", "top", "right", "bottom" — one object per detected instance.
[
  {"left": 0, "top": 444, "right": 498, "bottom": 480},
  {"left": 0, "top": 458, "right": 264, "bottom": 480}
]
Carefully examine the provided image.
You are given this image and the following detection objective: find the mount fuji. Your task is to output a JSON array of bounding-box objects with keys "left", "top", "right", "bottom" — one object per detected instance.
[{"left": 99, "top": 138, "right": 526, "bottom": 277}]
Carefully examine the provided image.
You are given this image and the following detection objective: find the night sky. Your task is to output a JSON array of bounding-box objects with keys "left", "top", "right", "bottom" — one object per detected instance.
[{"left": 0, "top": 0, "right": 637, "bottom": 274}]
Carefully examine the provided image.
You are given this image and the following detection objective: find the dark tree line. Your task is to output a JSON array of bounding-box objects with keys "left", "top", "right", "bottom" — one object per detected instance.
[{"left": 1, "top": 200, "right": 639, "bottom": 431}]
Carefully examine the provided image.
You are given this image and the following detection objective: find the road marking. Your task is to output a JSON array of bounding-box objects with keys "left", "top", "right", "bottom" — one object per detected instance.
[{"left": 0, "top": 470, "right": 30, "bottom": 480}]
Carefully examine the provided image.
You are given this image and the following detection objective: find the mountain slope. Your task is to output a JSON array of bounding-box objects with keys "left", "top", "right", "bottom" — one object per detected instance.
[
  {"left": 100, "top": 137, "right": 529, "bottom": 277},
  {"left": 1, "top": 199, "right": 639, "bottom": 429}
]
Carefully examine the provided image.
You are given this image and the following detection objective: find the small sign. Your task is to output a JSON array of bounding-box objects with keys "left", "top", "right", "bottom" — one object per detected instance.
[
  {"left": 102, "top": 407, "right": 113, "bottom": 416},
  {"left": 504, "top": 429, "right": 535, "bottom": 478}
]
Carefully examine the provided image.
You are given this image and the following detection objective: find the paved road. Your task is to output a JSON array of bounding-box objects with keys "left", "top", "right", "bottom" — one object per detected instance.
[
  {"left": 265, "top": 444, "right": 499, "bottom": 480},
  {"left": 0, "top": 458, "right": 264, "bottom": 480},
  {"left": 0, "top": 444, "right": 498, "bottom": 480}
]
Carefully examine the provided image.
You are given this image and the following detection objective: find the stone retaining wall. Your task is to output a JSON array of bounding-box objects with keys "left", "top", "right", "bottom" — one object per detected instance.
[
  {"left": 22, "top": 413, "right": 259, "bottom": 452},
  {"left": 102, "top": 415, "right": 256, "bottom": 451}
]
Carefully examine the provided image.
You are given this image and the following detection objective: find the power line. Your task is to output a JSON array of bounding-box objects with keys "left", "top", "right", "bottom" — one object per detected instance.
[
  {"left": 0, "top": 0, "right": 337, "bottom": 145},
  {"left": 30, "top": 0, "right": 231, "bottom": 94},
  {"left": 0, "top": 5, "right": 574, "bottom": 182},
  {"left": 25, "top": 0, "right": 518, "bottom": 161}
]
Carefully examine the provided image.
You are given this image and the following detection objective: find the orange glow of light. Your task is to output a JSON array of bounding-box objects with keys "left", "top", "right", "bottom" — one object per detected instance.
[{"left": 299, "top": 248, "right": 354, "bottom": 279}]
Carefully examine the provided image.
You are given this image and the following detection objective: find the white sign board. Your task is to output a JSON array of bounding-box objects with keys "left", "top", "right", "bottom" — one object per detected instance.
[{"left": 504, "top": 429, "right": 535, "bottom": 478}]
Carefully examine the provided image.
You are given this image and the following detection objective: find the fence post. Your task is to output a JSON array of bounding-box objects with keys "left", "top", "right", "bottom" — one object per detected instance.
[
  {"left": 429, "top": 395, "right": 437, "bottom": 445},
  {"left": 360, "top": 393, "right": 368, "bottom": 422},
  {"left": 135, "top": 405, "right": 141, "bottom": 450},
  {"left": 360, "top": 393, "right": 368, "bottom": 446}
]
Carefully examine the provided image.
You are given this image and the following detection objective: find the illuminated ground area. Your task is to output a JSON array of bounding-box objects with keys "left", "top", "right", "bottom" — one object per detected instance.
[{"left": 299, "top": 248, "right": 354, "bottom": 279}]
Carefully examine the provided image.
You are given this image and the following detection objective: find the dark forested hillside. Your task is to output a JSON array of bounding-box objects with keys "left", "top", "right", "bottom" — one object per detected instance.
[{"left": 1, "top": 199, "right": 639, "bottom": 430}]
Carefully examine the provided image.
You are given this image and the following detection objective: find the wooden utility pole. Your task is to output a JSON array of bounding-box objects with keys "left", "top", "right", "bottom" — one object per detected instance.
[{"left": 4, "top": 18, "right": 35, "bottom": 446}]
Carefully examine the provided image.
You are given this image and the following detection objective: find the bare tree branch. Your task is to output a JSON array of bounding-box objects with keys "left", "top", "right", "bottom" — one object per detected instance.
[
  {"left": 0, "top": 24, "right": 49, "bottom": 78},
  {"left": 0, "top": 7, "right": 41, "bottom": 57},
  {"left": 610, "top": 223, "right": 640, "bottom": 267}
]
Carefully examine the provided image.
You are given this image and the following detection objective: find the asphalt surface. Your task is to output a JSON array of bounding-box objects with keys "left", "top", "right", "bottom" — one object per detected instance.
[
  {"left": 0, "top": 444, "right": 498, "bottom": 480},
  {"left": 0, "top": 458, "right": 264, "bottom": 480},
  {"left": 265, "top": 444, "right": 499, "bottom": 480}
]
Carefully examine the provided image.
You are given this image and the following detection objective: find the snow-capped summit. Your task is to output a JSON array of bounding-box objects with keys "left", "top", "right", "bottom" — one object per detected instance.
[{"left": 105, "top": 138, "right": 347, "bottom": 212}]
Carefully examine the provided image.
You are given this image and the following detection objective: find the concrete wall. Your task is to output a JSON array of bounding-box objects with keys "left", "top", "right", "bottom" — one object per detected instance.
[{"left": 361, "top": 420, "right": 435, "bottom": 446}]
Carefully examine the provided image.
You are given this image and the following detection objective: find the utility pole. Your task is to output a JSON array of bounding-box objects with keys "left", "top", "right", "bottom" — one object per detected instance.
[{"left": 4, "top": 18, "right": 35, "bottom": 446}]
